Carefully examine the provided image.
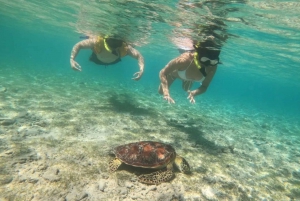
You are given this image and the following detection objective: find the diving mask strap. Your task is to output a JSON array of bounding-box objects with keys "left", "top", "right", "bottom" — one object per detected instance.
[{"left": 194, "top": 52, "right": 201, "bottom": 69}]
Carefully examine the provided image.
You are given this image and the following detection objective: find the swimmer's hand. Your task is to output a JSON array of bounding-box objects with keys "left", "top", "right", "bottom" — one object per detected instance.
[
  {"left": 132, "top": 70, "right": 143, "bottom": 81},
  {"left": 70, "top": 59, "right": 82, "bottom": 71},
  {"left": 187, "top": 90, "right": 197, "bottom": 104},
  {"left": 164, "top": 95, "right": 175, "bottom": 104}
]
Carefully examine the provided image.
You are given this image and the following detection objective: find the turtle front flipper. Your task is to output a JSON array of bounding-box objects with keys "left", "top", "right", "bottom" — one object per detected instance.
[
  {"left": 174, "top": 155, "right": 190, "bottom": 173},
  {"left": 109, "top": 158, "right": 122, "bottom": 172},
  {"left": 138, "top": 169, "right": 174, "bottom": 185}
]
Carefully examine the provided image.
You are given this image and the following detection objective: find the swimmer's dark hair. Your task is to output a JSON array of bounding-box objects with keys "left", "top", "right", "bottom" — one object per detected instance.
[
  {"left": 194, "top": 40, "right": 221, "bottom": 60},
  {"left": 105, "top": 38, "right": 124, "bottom": 49},
  {"left": 194, "top": 40, "right": 220, "bottom": 50}
]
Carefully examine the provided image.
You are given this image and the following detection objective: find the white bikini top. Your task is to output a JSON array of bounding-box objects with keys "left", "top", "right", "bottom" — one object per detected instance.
[{"left": 177, "top": 59, "right": 205, "bottom": 82}]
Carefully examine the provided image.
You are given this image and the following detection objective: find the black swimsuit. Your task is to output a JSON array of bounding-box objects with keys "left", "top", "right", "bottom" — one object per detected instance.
[
  {"left": 199, "top": 66, "right": 207, "bottom": 77},
  {"left": 89, "top": 52, "right": 121, "bottom": 66}
]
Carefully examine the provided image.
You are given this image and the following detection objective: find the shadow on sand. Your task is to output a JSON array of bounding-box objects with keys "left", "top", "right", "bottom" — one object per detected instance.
[
  {"left": 108, "top": 93, "right": 156, "bottom": 116},
  {"left": 166, "top": 119, "right": 224, "bottom": 155}
]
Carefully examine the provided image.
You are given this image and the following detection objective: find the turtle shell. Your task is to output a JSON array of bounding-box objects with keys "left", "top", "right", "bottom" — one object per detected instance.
[{"left": 114, "top": 141, "right": 176, "bottom": 168}]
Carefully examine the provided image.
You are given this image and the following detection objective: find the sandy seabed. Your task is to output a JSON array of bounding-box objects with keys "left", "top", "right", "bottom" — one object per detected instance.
[{"left": 0, "top": 68, "right": 300, "bottom": 201}]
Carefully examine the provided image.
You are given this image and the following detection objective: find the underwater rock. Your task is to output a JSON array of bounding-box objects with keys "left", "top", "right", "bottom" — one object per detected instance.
[
  {"left": 221, "top": 180, "right": 237, "bottom": 190},
  {"left": 279, "top": 168, "right": 291, "bottom": 177},
  {"left": 42, "top": 168, "right": 60, "bottom": 182},
  {"left": 77, "top": 192, "right": 88, "bottom": 200},
  {"left": 289, "top": 188, "right": 300, "bottom": 199},
  {"left": 10, "top": 135, "right": 24, "bottom": 142},
  {"left": 0, "top": 118, "right": 15, "bottom": 126},
  {"left": 4, "top": 150, "right": 13, "bottom": 155},
  {"left": 194, "top": 166, "right": 208, "bottom": 174},
  {"left": 35, "top": 120, "right": 48, "bottom": 127},
  {"left": 65, "top": 188, "right": 80, "bottom": 201},
  {"left": 261, "top": 123, "right": 270, "bottom": 130},
  {"left": 292, "top": 170, "right": 300, "bottom": 179},
  {"left": 124, "top": 181, "right": 133, "bottom": 188},
  {"left": 11, "top": 149, "right": 40, "bottom": 166},
  {"left": 219, "top": 145, "right": 234, "bottom": 154},
  {"left": 203, "top": 175, "right": 219, "bottom": 184},
  {"left": 18, "top": 175, "right": 27, "bottom": 183},
  {"left": 16, "top": 111, "right": 28, "bottom": 119},
  {"left": 37, "top": 163, "right": 48, "bottom": 171},
  {"left": 153, "top": 183, "right": 183, "bottom": 201},
  {"left": 0, "top": 176, "right": 13, "bottom": 185},
  {"left": 201, "top": 186, "right": 217, "bottom": 201},
  {"left": 98, "top": 179, "right": 107, "bottom": 191},
  {"left": 0, "top": 86, "right": 7, "bottom": 93},
  {"left": 18, "top": 127, "right": 41, "bottom": 137},
  {"left": 28, "top": 175, "right": 39, "bottom": 184},
  {"left": 118, "top": 187, "right": 128, "bottom": 197},
  {"left": 25, "top": 128, "right": 40, "bottom": 137}
]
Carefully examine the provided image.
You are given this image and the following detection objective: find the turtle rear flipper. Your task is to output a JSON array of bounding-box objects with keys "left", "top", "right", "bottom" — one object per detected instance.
[
  {"left": 138, "top": 169, "right": 174, "bottom": 185},
  {"left": 109, "top": 158, "right": 122, "bottom": 172}
]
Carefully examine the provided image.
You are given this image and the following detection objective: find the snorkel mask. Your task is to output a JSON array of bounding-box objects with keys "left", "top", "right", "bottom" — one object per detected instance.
[
  {"left": 104, "top": 38, "right": 124, "bottom": 56},
  {"left": 193, "top": 40, "right": 221, "bottom": 67},
  {"left": 197, "top": 47, "right": 221, "bottom": 65}
]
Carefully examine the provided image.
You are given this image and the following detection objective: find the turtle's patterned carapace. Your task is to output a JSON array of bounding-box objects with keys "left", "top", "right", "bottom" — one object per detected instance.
[{"left": 114, "top": 141, "right": 176, "bottom": 168}]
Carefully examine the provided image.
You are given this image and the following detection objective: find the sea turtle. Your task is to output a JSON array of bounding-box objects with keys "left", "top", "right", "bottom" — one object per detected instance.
[{"left": 109, "top": 141, "right": 190, "bottom": 185}]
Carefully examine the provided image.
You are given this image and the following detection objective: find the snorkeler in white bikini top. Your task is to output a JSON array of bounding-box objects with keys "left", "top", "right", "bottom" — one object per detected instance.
[{"left": 159, "top": 40, "right": 221, "bottom": 104}]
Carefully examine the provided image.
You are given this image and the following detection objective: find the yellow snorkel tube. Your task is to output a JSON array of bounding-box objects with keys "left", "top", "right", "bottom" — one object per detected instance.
[
  {"left": 194, "top": 52, "right": 201, "bottom": 69},
  {"left": 103, "top": 38, "right": 113, "bottom": 53},
  {"left": 193, "top": 42, "right": 202, "bottom": 69},
  {"left": 103, "top": 37, "right": 127, "bottom": 57}
]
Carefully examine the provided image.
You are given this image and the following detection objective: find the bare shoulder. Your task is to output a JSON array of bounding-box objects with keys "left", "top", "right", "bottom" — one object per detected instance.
[
  {"left": 161, "top": 52, "right": 193, "bottom": 73},
  {"left": 174, "top": 52, "right": 193, "bottom": 65},
  {"left": 77, "top": 38, "right": 97, "bottom": 48},
  {"left": 126, "top": 45, "right": 134, "bottom": 52}
]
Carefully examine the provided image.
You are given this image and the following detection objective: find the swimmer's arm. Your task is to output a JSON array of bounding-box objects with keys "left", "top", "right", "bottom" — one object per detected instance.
[
  {"left": 127, "top": 45, "right": 144, "bottom": 73},
  {"left": 195, "top": 65, "right": 217, "bottom": 96},
  {"left": 159, "top": 56, "right": 186, "bottom": 97},
  {"left": 70, "top": 39, "right": 96, "bottom": 60}
]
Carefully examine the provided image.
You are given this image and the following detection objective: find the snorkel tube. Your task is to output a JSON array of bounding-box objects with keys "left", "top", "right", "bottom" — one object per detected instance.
[
  {"left": 79, "top": 35, "right": 90, "bottom": 39},
  {"left": 103, "top": 38, "right": 113, "bottom": 53}
]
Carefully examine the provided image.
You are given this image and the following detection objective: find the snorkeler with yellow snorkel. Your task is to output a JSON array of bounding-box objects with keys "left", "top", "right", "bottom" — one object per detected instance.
[
  {"left": 70, "top": 36, "right": 144, "bottom": 80},
  {"left": 158, "top": 37, "right": 221, "bottom": 104}
]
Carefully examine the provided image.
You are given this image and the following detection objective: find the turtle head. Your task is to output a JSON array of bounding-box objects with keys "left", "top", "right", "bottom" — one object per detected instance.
[{"left": 174, "top": 155, "right": 190, "bottom": 174}]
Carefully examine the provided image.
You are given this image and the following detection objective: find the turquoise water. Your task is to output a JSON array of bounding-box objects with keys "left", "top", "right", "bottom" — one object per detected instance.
[
  {"left": 2, "top": 18, "right": 300, "bottom": 121},
  {"left": 1, "top": 1, "right": 300, "bottom": 200},
  {"left": 1, "top": 1, "right": 299, "bottom": 121}
]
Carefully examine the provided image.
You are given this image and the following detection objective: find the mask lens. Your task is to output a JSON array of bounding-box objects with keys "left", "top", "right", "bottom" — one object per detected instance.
[
  {"left": 210, "top": 59, "right": 219, "bottom": 65},
  {"left": 200, "top": 57, "right": 219, "bottom": 65},
  {"left": 200, "top": 57, "right": 209, "bottom": 62}
]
